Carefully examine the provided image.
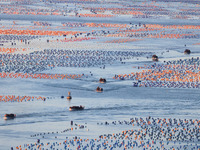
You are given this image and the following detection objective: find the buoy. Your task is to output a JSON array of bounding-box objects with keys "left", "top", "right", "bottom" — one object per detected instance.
[{"left": 67, "top": 92, "right": 72, "bottom": 100}]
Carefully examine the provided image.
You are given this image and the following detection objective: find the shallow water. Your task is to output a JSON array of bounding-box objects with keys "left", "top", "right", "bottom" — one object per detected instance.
[
  {"left": 0, "top": 74, "right": 200, "bottom": 149},
  {"left": 1, "top": 0, "right": 200, "bottom": 149}
]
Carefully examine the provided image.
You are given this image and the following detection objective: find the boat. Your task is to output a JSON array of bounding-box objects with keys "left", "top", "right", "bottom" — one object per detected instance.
[
  {"left": 3, "top": 114, "right": 16, "bottom": 120},
  {"left": 96, "top": 86, "right": 103, "bottom": 92},
  {"left": 69, "top": 105, "right": 84, "bottom": 111},
  {"left": 99, "top": 78, "right": 106, "bottom": 83}
]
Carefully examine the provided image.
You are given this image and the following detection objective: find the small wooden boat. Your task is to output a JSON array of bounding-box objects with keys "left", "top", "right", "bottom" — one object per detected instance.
[
  {"left": 96, "top": 86, "right": 103, "bottom": 92},
  {"left": 99, "top": 78, "right": 106, "bottom": 83},
  {"left": 3, "top": 114, "right": 16, "bottom": 120},
  {"left": 152, "top": 55, "right": 158, "bottom": 61},
  {"left": 184, "top": 49, "right": 191, "bottom": 54},
  {"left": 69, "top": 105, "right": 84, "bottom": 111}
]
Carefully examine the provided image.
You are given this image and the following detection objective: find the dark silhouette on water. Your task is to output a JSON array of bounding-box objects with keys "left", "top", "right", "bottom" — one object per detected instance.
[
  {"left": 3, "top": 114, "right": 16, "bottom": 120},
  {"left": 69, "top": 105, "right": 84, "bottom": 111},
  {"left": 184, "top": 49, "right": 191, "bottom": 54},
  {"left": 152, "top": 55, "right": 158, "bottom": 61},
  {"left": 96, "top": 86, "right": 103, "bottom": 92},
  {"left": 99, "top": 78, "right": 106, "bottom": 83}
]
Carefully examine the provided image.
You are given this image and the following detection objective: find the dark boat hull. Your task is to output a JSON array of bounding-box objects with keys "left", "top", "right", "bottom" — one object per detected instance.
[
  {"left": 3, "top": 114, "right": 16, "bottom": 120},
  {"left": 69, "top": 106, "right": 84, "bottom": 111}
]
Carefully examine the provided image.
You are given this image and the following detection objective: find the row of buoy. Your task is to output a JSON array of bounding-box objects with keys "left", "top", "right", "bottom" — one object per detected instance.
[
  {"left": 97, "top": 117, "right": 200, "bottom": 142},
  {"left": 136, "top": 81, "right": 200, "bottom": 89},
  {"left": 33, "top": 21, "right": 52, "bottom": 26},
  {"left": 78, "top": 13, "right": 114, "bottom": 18},
  {"left": 53, "top": 37, "right": 96, "bottom": 43},
  {"left": 114, "top": 57, "right": 200, "bottom": 88},
  {"left": 104, "top": 38, "right": 143, "bottom": 43},
  {"left": 0, "top": 47, "right": 27, "bottom": 53},
  {"left": 113, "top": 10, "right": 144, "bottom": 15},
  {"left": 91, "top": 30, "right": 199, "bottom": 39},
  {"left": 145, "top": 33, "right": 198, "bottom": 39},
  {"left": 66, "top": 21, "right": 200, "bottom": 40},
  {"left": 166, "top": 58, "right": 200, "bottom": 66},
  {"left": 62, "top": 22, "right": 130, "bottom": 28},
  {"left": 13, "top": 116, "right": 200, "bottom": 150},
  {"left": 60, "top": 24, "right": 158, "bottom": 40},
  {"left": 1, "top": 22, "right": 199, "bottom": 44},
  {"left": 0, "top": 35, "right": 40, "bottom": 41},
  {"left": 0, "top": 8, "right": 64, "bottom": 16},
  {"left": 0, "top": 29, "right": 80, "bottom": 36},
  {"left": 2, "top": 0, "right": 198, "bottom": 20},
  {"left": 0, "top": 49, "right": 152, "bottom": 73},
  {"left": 0, "top": 72, "right": 83, "bottom": 80},
  {"left": 30, "top": 122, "right": 87, "bottom": 138},
  {"left": 146, "top": 24, "right": 200, "bottom": 30},
  {"left": 0, "top": 95, "right": 46, "bottom": 102}
]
